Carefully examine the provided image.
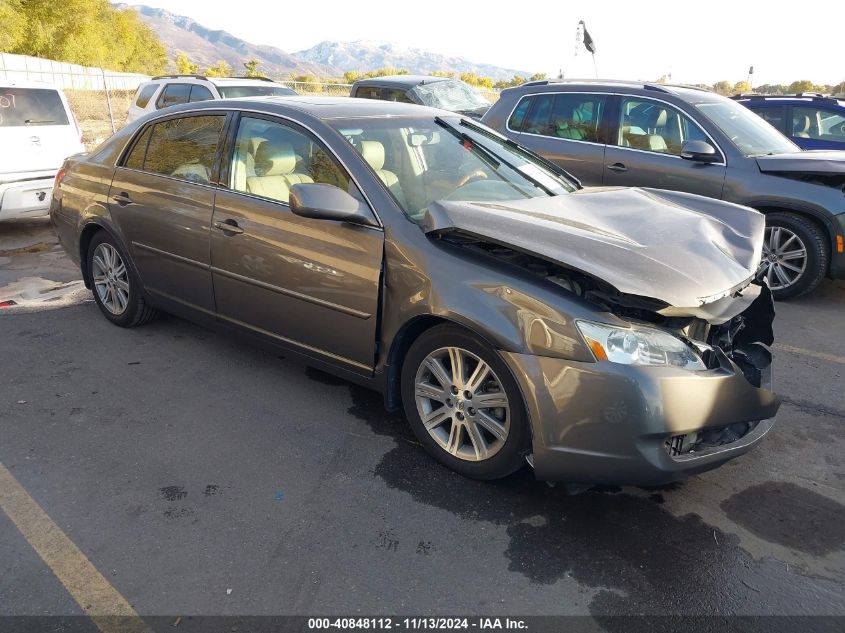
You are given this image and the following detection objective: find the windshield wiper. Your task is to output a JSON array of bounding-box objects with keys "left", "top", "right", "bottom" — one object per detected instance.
[
  {"left": 434, "top": 116, "right": 559, "bottom": 195},
  {"left": 453, "top": 117, "right": 582, "bottom": 189},
  {"left": 24, "top": 119, "right": 55, "bottom": 125}
]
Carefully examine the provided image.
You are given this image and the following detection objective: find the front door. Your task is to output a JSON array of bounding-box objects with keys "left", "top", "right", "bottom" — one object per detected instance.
[
  {"left": 210, "top": 114, "right": 384, "bottom": 374},
  {"left": 108, "top": 113, "right": 228, "bottom": 314},
  {"left": 603, "top": 96, "right": 727, "bottom": 199}
]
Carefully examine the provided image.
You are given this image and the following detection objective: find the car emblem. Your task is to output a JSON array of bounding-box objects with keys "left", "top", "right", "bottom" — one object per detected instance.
[{"left": 30, "top": 136, "right": 40, "bottom": 144}]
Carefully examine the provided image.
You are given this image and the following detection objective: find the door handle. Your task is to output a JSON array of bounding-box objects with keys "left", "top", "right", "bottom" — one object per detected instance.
[
  {"left": 607, "top": 162, "right": 628, "bottom": 173},
  {"left": 213, "top": 219, "right": 244, "bottom": 235},
  {"left": 112, "top": 192, "right": 133, "bottom": 206}
]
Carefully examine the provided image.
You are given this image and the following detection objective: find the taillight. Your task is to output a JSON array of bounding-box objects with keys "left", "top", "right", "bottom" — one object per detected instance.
[{"left": 54, "top": 168, "right": 67, "bottom": 189}]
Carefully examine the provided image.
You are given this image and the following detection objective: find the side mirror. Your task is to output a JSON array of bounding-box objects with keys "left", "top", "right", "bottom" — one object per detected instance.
[
  {"left": 289, "top": 183, "right": 377, "bottom": 227},
  {"left": 680, "top": 140, "right": 721, "bottom": 164}
]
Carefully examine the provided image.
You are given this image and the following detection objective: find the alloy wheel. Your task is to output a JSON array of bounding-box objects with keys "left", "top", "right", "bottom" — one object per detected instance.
[
  {"left": 91, "top": 243, "right": 130, "bottom": 315},
  {"left": 414, "top": 346, "right": 510, "bottom": 462},
  {"left": 756, "top": 225, "right": 807, "bottom": 291}
]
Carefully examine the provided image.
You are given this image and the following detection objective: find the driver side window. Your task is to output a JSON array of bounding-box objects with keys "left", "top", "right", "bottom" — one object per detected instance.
[{"left": 618, "top": 98, "right": 707, "bottom": 156}]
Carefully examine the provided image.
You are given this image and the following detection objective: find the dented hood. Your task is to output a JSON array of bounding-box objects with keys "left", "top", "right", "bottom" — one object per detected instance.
[
  {"left": 422, "top": 187, "right": 765, "bottom": 308},
  {"left": 756, "top": 150, "right": 845, "bottom": 174}
]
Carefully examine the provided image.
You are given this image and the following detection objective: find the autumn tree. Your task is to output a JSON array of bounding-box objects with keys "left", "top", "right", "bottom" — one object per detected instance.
[
  {"left": 205, "top": 60, "right": 233, "bottom": 77},
  {"left": 787, "top": 79, "right": 815, "bottom": 93},
  {"left": 711, "top": 80, "right": 732, "bottom": 95},
  {"left": 243, "top": 59, "right": 262, "bottom": 77},
  {"left": 0, "top": 0, "right": 27, "bottom": 51},
  {"left": 733, "top": 81, "right": 752, "bottom": 94},
  {"left": 175, "top": 53, "right": 199, "bottom": 75}
]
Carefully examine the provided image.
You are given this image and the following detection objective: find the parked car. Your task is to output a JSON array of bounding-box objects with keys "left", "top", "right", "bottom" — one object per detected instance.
[
  {"left": 732, "top": 92, "right": 845, "bottom": 151},
  {"left": 51, "top": 97, "right": 779, "bottom": 485},
  {"left": 0, "top": 80, "right": 85, "bottom": 219},
  {"left": 350, "top": 75, "right": 490, "bottom": 118},
  {"left": 482, "top": 80, "right": 845, "bottom": 299},
  {"left": 126, "top": 75, "right": 297, "bottom": 122}
]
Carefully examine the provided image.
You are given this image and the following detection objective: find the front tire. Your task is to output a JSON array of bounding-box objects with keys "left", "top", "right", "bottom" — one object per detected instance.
[
  {"left": 757, "top": 212, "right": 828, "bottom": 300},
  {"left": 401, "top": 324, "right": 530, "bottom": 480},
  {"left": 86, "top": 232, "right": 157, "bottom": 327}
]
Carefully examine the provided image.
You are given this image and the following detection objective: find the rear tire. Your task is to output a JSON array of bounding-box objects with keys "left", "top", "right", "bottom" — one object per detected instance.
[
  {"left": 86, "top": 232, "right": 157, "bottom": 327},
  {"left": 758, "top": 212, "right": 828, "bottom": 300},
  {"left": 401, "top": 324, "right": 530, "bottom": 480}
]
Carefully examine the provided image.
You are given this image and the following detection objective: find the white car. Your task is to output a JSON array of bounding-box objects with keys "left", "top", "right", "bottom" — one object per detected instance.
[
  {"left": 0, "top": 80, "right": 85, "bottom": 219},
  {"left": 126, "top": 75, "right": 298, "bottom": 123}
]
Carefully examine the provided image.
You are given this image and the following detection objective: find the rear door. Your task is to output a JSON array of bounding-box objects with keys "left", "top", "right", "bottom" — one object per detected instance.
[
  {"left": 603, "top": 95, "right": 727, "bottom": 199},
  {"left": 505, "top": 92, "right": 607, "bottom": 185},
  {"left": 107, "top": 112, "right": 229, "bottom": 315},
  {"left": 0, "top": 86, "right": 82, "bottom": 175},
  {"left": 210, "top": 114, "right": 384, "bottom": 374}
]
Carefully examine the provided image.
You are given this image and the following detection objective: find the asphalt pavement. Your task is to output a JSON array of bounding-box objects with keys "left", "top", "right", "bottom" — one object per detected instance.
[{"left": 1, "top": 217, "right": 844, "bottom": 629}]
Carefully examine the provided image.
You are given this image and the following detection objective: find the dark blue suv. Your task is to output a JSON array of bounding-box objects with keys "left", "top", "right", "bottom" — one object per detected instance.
[{"left": 733, "top": 93, "right": 845, "bottom": 151}]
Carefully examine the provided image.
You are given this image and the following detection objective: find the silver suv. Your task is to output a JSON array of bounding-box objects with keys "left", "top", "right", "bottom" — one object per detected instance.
[
  {"left": 482, "top": 80, "right": 845, "bottom": 299},
  {"left": 127, "top": 75, "right": 297, "bottom": 123}
]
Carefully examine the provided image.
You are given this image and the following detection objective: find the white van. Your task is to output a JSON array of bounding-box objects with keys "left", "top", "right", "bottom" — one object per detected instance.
[{"left": 0, "top": 80, "right": 85, "bottom": 219}]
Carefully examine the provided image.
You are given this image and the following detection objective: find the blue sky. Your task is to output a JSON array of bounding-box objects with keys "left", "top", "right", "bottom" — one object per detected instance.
[{"left": 129, "top": 0, "right": 844, "bottom": 85}]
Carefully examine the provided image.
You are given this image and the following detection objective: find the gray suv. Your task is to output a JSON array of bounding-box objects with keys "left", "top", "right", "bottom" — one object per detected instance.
[{"left": 482, "top": 80, "right": 845, "bottom": 299}]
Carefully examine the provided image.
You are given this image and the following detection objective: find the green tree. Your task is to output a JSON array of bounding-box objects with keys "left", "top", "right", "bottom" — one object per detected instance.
[
  {"left": 528, "top": 72, "right": 547, "bottom": 82},
  {"left": 787, "top": 79, "right": 815, "bottom": 93},
  {"left": 733, "top": 80, "right": 752, "bottom": 94},
  {"left": 0, "top": 0, "right": 27, "bottom": 51},
  {"left": 205, "top": 60, "right": 233, "bottom": 77},
  {"left": 243, "top": 59, "right": 262, "bottom": 77},
  {"left": 175, "top": 53, "right": 199, "bottom": 75}
]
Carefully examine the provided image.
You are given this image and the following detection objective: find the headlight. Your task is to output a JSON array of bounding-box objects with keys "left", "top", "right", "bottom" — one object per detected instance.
[{"left": 576, "top": 321, "right": 707, "bottom": 371}]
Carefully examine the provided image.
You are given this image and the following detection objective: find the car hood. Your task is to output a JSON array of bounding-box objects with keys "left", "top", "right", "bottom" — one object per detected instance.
[
  {"left": 756, "top": 150, "right": 845, "bottom": 174},
  {"left": 421, "top": 187, "right": 765, "bottom": 309}
]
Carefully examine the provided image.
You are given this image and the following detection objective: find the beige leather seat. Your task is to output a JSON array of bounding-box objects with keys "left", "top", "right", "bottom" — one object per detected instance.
[
  {"left": 360, "top": 140, "right": 407, "bottom": 208},
  {"left": 793, "top": 115, "right": 812, "bottom": 138},
  {"left": 246, "top": 141, "right": 313, "bottom": 203}
]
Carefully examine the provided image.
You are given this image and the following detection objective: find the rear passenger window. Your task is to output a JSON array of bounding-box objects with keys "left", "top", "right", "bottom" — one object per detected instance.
[
  {"left": 547, "top": 94, "right": 605, "bottom": 142},
  {"left": 123, "top": 127, "right": 151, "bottom": 170},
  {"left": 522, "top": 95, "right": 554, "bottom": 135},
  {"left": 229, "top": 116, "right": 352, "bottom": 205},
  {"left": 134, "top": 84, "right": 159, "bottom": 109},
  {"left": 355, "top": 87, "right": 382, "bottom": 100},
  {"left": 189, "top": 85, "right": 214, "bottom": 103},
  {"left": 141, "top": 115, "right": 225, "bottom": 184},
  {"left": 156, "top": 83, "right": 191, "bottom": 109},
  {"left": 508, "top": 97, "right": 532, "bottom": 131}
]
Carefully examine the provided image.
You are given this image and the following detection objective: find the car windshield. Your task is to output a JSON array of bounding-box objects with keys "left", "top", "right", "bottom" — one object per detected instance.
[
  {"left": 0, "top": 88, "right": 69, "bottom": 127},
  {"left": 694, "top": 98, "right": 800, "bottom": 156},
  {"left": 217, "top": 85, "right": 296, "bottom": 98},
  {"left": 330, "top": 115, "right": 577, "bottom": 221},
  {"left": 409, "top": 80, "right": 490, "bottom": 113}
]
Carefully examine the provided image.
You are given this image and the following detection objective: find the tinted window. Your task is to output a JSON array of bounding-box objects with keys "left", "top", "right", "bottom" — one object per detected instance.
[
  {"left": 142, "top": 115, "right": 225, "bottom": 184},
  {"left": 619, "top": 98, "right": 708, "bottom": 156},
  {"left": 156, "top": 83, "right": 191, "bottom": 109},
  {"left": 385, "top": 89, "right": 413, "bottom": 103},
  {"left": 124, "top": 126, "right": 152, "bottom": 170},
  {"left": 229, "top": 116, "right": 352, "bottom": 204},
  {"left": 522, "top": 94, "right": 554, "bottom": 135},
  {"left": 355, "top": 87, "right": 382, "bottom": 100},
  {"left": 216, "top": 85, "right": 297, "bottom": 98},
  {"left": 792, "top": 106, "right": 845, "bottom": 142},
  {"left": 0, "top": 88, "right": 69, "bottom": 127},
  {"left": 508, "top": 97, "right": 532, "bottom": 131},
  {"left": 134, "top": 84, "right": 159, "bottom": 109},
  {"left": 189, "top": 85, "right": 214, "bottom": 103},
  {"left": 546, "top": 94, "right": 605, "bottom": 142},
  {"left": 749, "top": 105, "right": 786, "bottom": 132}
]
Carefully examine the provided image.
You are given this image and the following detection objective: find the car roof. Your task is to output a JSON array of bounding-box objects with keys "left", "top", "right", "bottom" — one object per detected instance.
[
  {"left": 732, "top": 94, "right": 844, "bottom": 106},
  {"left": 0, "top": 79, "right": 63, "bottom": 90},
  {"left": 353, "top": 75, "right": 453, "bottom": 89},
  {"left": 504, "top": 79, "right": 714, "bottom": 97},
  {"left": 163, "top": 95, "right": 450, "bottom": 120},
  {"left": 147, "top": 75, "right": 284, "bottom": 87}
]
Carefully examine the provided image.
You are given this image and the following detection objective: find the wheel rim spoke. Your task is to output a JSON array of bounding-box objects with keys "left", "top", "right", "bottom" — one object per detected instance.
[
  {"left": 93, "top": 244, "right": 129, "bottom": 316},
  {"left": 762, "top": 226, "right": 807, "bottom": 290},
  {"left": 414, "top": 346, "right": 511, "bottom": 463}
]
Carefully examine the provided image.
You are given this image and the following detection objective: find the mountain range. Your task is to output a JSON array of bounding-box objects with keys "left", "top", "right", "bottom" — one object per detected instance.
[{"left": 121, "top": 4, "right": 532, "bottom": 81}]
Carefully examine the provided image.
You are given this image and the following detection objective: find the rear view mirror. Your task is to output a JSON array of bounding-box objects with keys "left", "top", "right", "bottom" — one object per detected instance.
[
  {"left": 680, "top": 140, "right": 721, "bottom": 163},
  {"left": 289, "top": 183, "right": 377, "bottom": 227}
]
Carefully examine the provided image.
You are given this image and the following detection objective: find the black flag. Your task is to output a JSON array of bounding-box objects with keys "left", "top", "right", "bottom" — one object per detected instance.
[{"left": 579, "top": 21, "right": 596, "bottom": 54}]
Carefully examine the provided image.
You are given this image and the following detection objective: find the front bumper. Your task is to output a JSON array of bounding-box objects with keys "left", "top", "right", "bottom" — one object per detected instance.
[
  {"left": 504, "top": 348, "right": 779, "bottom": 485},
  {"left": 0, "top": 174, "right": 57, "bottom": 218}
]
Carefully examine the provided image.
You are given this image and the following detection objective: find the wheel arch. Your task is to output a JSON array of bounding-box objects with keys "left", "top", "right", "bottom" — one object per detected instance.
[{"left": 753, "top": 205, "right": 835, "bottom": 274}]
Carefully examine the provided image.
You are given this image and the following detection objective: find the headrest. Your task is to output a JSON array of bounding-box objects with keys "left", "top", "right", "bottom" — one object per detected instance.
[
  {"left": 794, "top": 115, "right": 810, "bottom": 133},
  {"left": 253, "top": 141, "right": 296, "bottom": 176},
  {"left": 360, "top": 140, "right": 385, "bottom": 171},
  {"left": 650, "top": 108, "right": 667, "bottom": 128}
]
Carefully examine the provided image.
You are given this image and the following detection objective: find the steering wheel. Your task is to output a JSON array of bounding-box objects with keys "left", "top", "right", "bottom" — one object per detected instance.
[{"left": 456, "top": 169, "right": 488, "bottom": 189}]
